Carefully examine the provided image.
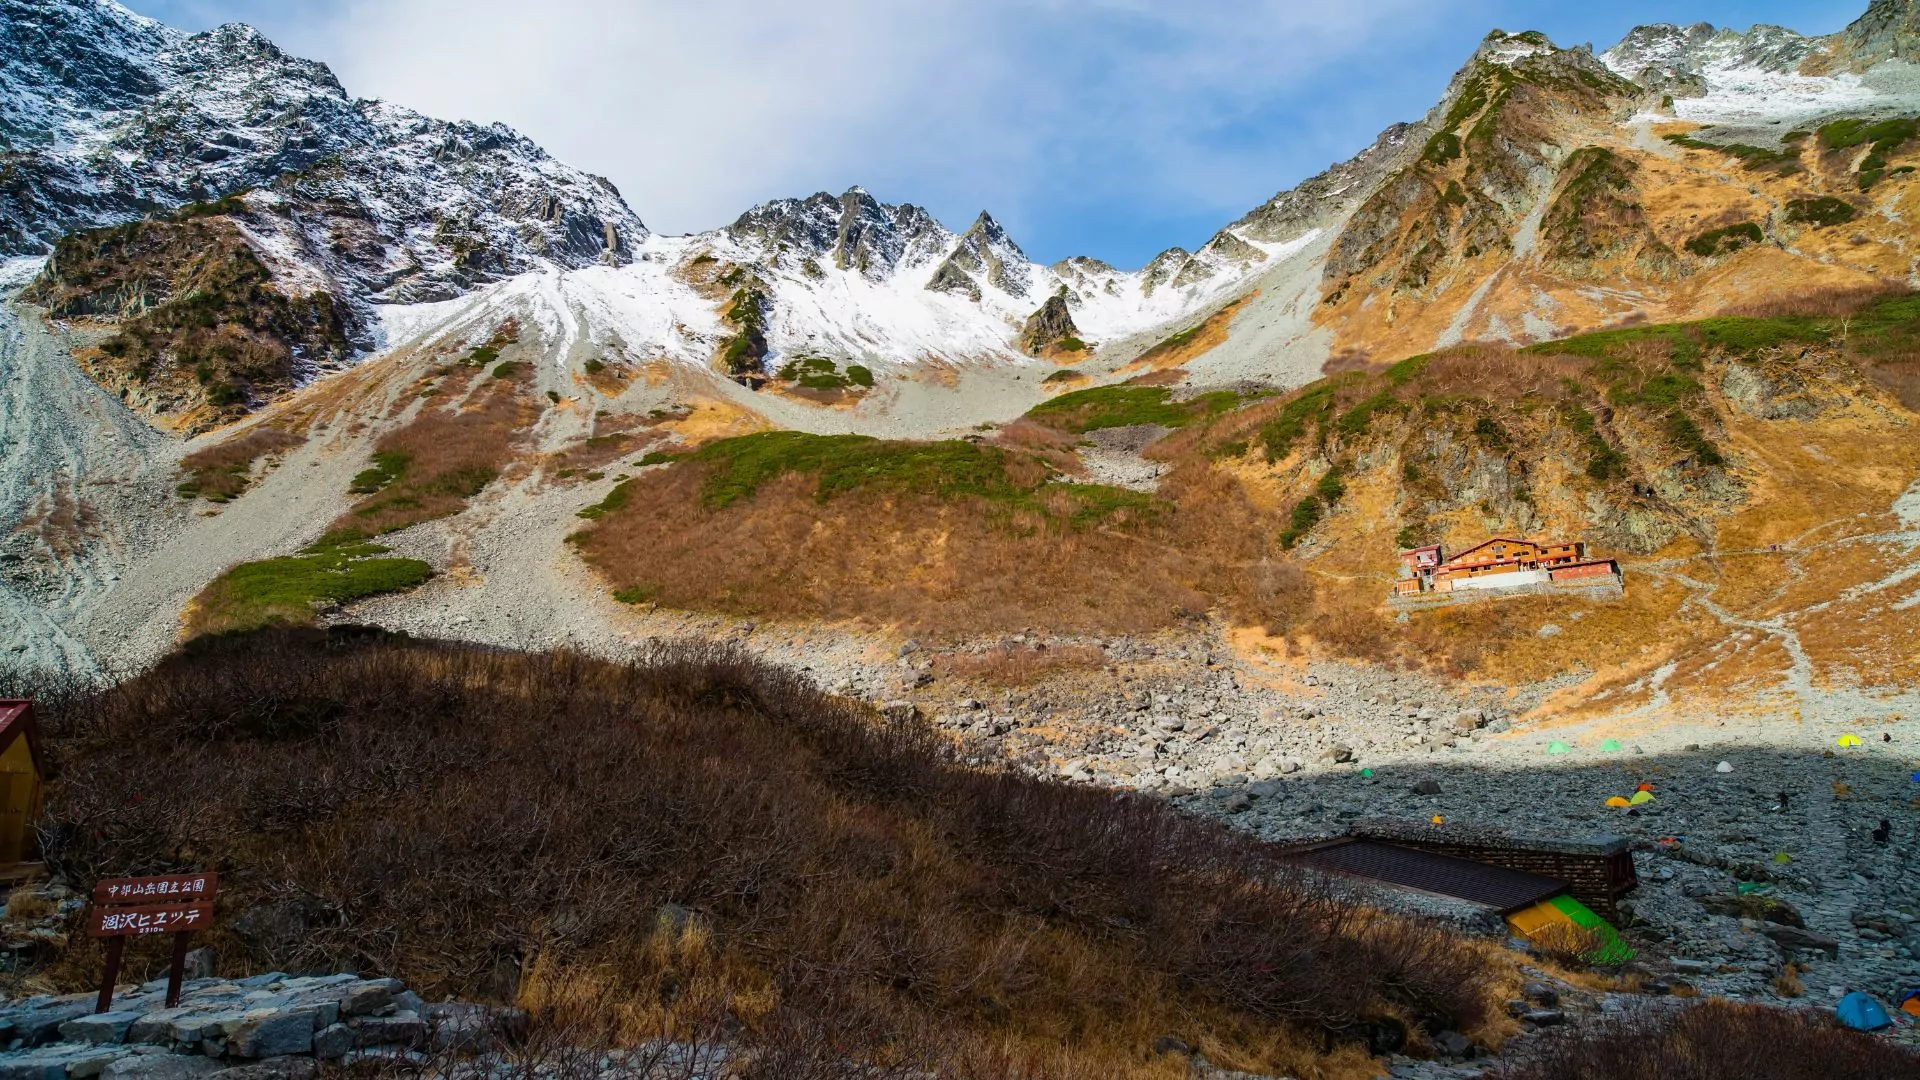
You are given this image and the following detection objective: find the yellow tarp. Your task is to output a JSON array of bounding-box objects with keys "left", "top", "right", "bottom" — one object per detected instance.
[{"left": 1506, "top": 895, "right": 1635, "bottom": 964}]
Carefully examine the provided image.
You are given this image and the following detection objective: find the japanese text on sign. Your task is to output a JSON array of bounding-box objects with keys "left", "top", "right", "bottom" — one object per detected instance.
[
  {"left": 88, "top": 901, "right": 214, "bottom": 938},
  {"left": 92, "top": 874, "right": 218, "bottom": 905}
]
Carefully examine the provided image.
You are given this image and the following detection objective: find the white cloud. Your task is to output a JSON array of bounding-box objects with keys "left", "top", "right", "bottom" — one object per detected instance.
[{"left": 296, "top": 0, "right": 1453, "bottom": 257}]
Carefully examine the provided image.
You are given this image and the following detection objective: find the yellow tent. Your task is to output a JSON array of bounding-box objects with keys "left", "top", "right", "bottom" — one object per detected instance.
[
  {"left": 1606, "top": 796, "right": 1631, "bottom": 808},
  {"left": 1507, "top": 895, "right": 1633, "bottom": 964},
  {"left": 1839, "top": 734, "right": 1863, "bottom": 748}
]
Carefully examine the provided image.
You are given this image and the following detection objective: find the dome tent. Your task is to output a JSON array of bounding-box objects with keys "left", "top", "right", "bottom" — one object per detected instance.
[{"left": 1836, "top": 990, "right": 1892, "bottom": 1032}]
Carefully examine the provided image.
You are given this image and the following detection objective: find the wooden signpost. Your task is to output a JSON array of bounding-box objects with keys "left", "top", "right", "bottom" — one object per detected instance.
[{"left": 87, "top": 873, "right": 218, "bottom": 1013}]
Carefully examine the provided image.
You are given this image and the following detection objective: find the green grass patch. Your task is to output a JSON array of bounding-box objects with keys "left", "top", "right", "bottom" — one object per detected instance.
[
  {"left": 1661, "top": 133, "right": 1799, "bottom": 173},
  {"left": 1684, "top": 221, "right": 1764, "bottom": 258},
  {"left": 1314, "top": 467, "right": 1346, "bottom": 505},
  {"left": 1472, "top": 415, "right": 1510, "bottom": 449},
  {"left": 583, "top": 358, "right": 606, "bottom": 375},
  {"left": 1561, "top": 404, "right": 1628, "bottom": 483},
  {"left": 491, "top": 362, "right": 521, "bottom": 380},
  {"left": 1784, "top": 197, "right": 1858, "bottom": 227},
  {"left": 1665, "top": 412, "right": 1726, "bottom": 467},
  {"left": 1258, "top": 383, "right": 1340, "bottom": 463},
  {"left": 349, "top": 451, "right": 410, "bottom": 495},
  {"left": 1422, "top": 131, "right": 1462, "bottom": 166},
  {"left": 637, "top": 451, "right": 685, "bottom": 467},
  {"left": 576, "top": 479, "right": 637, "bottom": 519},
  {"left": 846, "top": 364, "right": 874, "bottom": 388},
  {"left": 1384, "top": 354, "right": 1433, "bottom": 386},
  {"left": 777, "top": 354, "right": 864, "bottom": 391},
  {"left": 1534, "top": 315, "right": 1828, "bottom": 365},
  {"left": 666, "top": 431, "right": 1159, "bottom": 530},
  {"left": 1280, "top": 496, "right": 1323, "bottom": 549},
  {"left": 191, "top": 543, "right": 432, "bottom": 635},
  {"left": 611, "top": 586, "right": 654, "bottom": 605},
  {"left": 1025, "top": 385, "right": 1194, "bottom": 432},
  {"left": 1334, "top": 390, "right": 1406, "bottom": 438},
  {"left": 1146, "top": 323, "right": 1205, "bottom": 355}
]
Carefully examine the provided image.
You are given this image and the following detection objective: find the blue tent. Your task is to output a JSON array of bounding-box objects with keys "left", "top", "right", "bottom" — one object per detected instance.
[{"left": 1836, "top": 991, "right": 1892, "bottom": 1032}]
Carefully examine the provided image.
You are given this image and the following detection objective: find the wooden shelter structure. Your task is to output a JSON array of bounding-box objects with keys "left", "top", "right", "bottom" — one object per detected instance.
[{"left": 0, "top": 701, "right": 45, "bottom": 868}]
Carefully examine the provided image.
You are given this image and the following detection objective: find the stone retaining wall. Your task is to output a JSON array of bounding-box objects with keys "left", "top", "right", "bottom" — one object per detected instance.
[
  {"left": 0, "top": 972, "right": 522, "bottom": 1079},
  {"left": 1387, "top": 575, "right": 1625, "bottom": 612},
  {"left": 1350, "top": 820, "right": 1638, "bottom": 920}
]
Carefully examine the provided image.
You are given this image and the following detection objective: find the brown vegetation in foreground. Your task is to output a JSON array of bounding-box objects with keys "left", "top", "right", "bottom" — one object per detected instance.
[
  {"left": 1485, "top": 998, "right": 1918, "bottom": 1080},
  {"left": 27, "top": 629, "right": 1501, "bottom": 1079}
]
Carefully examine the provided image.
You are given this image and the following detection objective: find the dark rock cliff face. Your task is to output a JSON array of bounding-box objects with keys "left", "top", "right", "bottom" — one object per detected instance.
[
  {"left": 1323, "top": 33, "right": 1642, "bottom": 299},
  {"left": 726, "top": 188, "right": 950, "bottom": 282},
  {"left": 0, "top": 0, "right": 645, "bottom": 300},
  {"left": 1839, "top": 0, "right": 1920, "bottom": 69},
  {"left": 926, "top": 212, "right": 1031, "bottom": 299},
  {"left": 1018, "top": 290, "right": 1082, "bottom": 355},
  {"left": 24, "top": 207, "right": 355, "bottom": 431}
]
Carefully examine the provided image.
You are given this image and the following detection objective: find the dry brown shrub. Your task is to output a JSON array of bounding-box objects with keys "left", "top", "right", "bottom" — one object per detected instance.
[
  {"left": 1720, "top": 282, "right": 1904, "bottom": 320},
  {"left": 1485, "top": 998, "right": 1919, "bottom": 1080},
  {"left": 177, "top": 427, "right": 304, "bottom": 501},
  {"left": 933, "top": 643, "right": 1108, "bottom": 686},
  {"left": 37, "top": 629, "right": 1505, "bottom": 1077},
  {"left": 330, "top": 367, "right": 536, "bottom": 540},
  {"left": 1772, "top": 963, "right": 1804, "bottom": 998},
  {"left": 9, "top": 491, "right": 98, "bottom": 558},
  {"left": 1523, "top": 923, "right": 1606, "bottom": 970},
  {"left": 4, "top": 886, "right": 53, "bottom": 922},
  {"left": 1410, "top": 346, "right": 1584, "bottom": 400},
  {"left": 548, "top": 414, "right": 667, "bottom": 478},
  {"left": 1125, "top": 367, "right": 1189, "bottom": 387},
  {"left": 576, "top": 467, "right": 1226, "bottom": 638}
]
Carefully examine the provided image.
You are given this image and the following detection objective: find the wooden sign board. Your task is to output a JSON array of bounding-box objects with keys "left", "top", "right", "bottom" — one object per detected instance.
[
  {"left": 87, "top": 873, "right": 222, "bottom": 1011},
  {"left": 88, "top": 901, "right": 214, "bottom": 938},
  {"left": 93, "top": 874, "right": 217, "bottom": 906}
]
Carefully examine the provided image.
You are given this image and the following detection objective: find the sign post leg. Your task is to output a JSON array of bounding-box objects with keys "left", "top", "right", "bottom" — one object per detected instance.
[
  {"left": 166, "top": 932, "right": 190, "bottom": 1008},
  {"left": 95, "top": 937, "right": 124, "bottom": 1014}
]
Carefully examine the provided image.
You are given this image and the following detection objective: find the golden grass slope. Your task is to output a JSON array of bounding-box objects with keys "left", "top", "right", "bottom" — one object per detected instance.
[
  {"left": 1317, "top": 105, "right": 1920, "bottom": 362},
  {"left": 567, "top": 295, "right": 1920, "bottom": 710}
]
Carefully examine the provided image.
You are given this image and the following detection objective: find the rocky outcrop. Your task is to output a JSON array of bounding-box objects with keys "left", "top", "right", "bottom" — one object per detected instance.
[
  {"left": 1018, "top": 289, "right": 1083, "bottom": 355},
  {"left": 24, "top": 208, "right": 357, "bottom": 431},
  {"left": 0, "top": 0, "right": 644, "bottom": 297},
  {"left": 925, "top": 212, "right": 1032, "bottom": 299},
  {"left": 1834, "top": 0, "right": 1920, "bottom": 70},
  {"left": 726, "top": 188, "right": 951, "bottom": 282},
  {"left": 1600, "top": 22, "right": 1819, "bottom": 92},
  {"left": 1540, "top": 147, "right": 1674, "bottom": 273},
  {"left": 0, "top": 972, "right": 526, "bottom": 1076},
  {"left": 1324, "top": 31, "right": 1642, "bottom": 302}
]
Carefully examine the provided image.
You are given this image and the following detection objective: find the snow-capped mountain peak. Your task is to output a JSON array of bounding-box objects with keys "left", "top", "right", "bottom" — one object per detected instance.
[{"left": 0, "top": 0, "right": 646, "bottom": 291}]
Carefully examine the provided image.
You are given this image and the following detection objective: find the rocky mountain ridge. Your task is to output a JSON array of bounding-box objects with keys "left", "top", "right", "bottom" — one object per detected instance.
[{"left": 1, "top": 0, "right": 645, "bottom": 299}]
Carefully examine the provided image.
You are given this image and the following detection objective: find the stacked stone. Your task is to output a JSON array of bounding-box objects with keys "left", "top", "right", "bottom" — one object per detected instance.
[{"left": 0, "top": 973, "right": 518, "bottom": 1079}]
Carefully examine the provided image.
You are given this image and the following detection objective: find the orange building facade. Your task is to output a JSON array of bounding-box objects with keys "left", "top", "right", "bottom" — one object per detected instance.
[{"left": 1393, "top": 538, "right": 1621, "bottom": 601}]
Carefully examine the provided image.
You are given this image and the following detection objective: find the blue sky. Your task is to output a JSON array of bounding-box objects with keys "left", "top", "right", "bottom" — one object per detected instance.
[{"left": 125, "top": 0, "right": 1867, "bottom": 267}]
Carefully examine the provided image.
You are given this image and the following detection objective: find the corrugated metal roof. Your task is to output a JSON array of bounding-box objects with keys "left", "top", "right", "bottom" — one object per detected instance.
[{"left": 1297, "top": 839, "right": 1568, "bottom": 913}]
